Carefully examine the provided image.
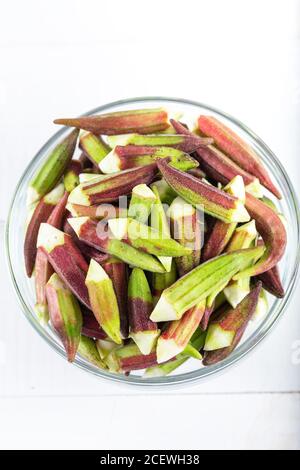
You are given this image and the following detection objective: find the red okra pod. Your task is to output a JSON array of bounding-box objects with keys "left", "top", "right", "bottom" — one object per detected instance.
[
  {"left": 171, "top": 119, "right": 260, "bottom": 195},
  {"left": 198, "top": 116, "right": 281, "bottom": 198},
  {"left": 203, "top": 283, "right": 262, "bottom": 365},
  {"left": 255, "top": 241, "right": 284, "bottom": 298},
  {"left": 107, "top": 343, "right": 158, "bottom": 373},
  {"left": 66, "top": 202, "right": 127, "bottom": 219},
  {"left": 102, "top": 256, "right": 129, "bottom": 339},
  {"left": 24, "top": 183, "right": 64, "bottom": 277},
  {"left": 234, "top": 193, "right": 287, "bottom": 278},
  {"left": 37, "top": 224, "right": 91, "bottom": 308},
  {"left": 99, "top": 145, "right": 198, "bottom": 173},
  {"left": 54, "top": 108, "right": 169, "bottom": 135},
  {"left": 34, "top": 191, "right": 69, "bottom": 320},
  {"left": 156, "top": 299, "right": 206, "bottom": 363},
  {"left": 128, "top": 268, "right": 160, "bottom": 355},
  {"left": 157, "top": 159, "right": 250, "bottom": 223},
  {"left": 68, "top": 164, "right": 158, "bottom": 206}
]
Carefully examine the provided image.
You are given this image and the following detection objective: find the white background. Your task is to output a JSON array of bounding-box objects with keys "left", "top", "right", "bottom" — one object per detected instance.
[{"left": 1, "top": 0, "right": 300, "bottom": 450}]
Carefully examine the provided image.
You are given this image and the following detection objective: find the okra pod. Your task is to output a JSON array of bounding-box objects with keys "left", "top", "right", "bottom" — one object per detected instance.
[
  {"left": 198, "top": 116, "right": 281, "bottom": 198},
  {"left": 156, "top": 299, "right": 206, "bottom": 363},
  {"left": 106, "top": 132, "right": 212, "bottom": 152},
  {"left": 34, "top": 190, "right": 69, "bottom": 321},
  {"left": 24, "top": 183, "right": 65, "bottom": 277},
  {"left": 128, "top": 268, "right": 160, "bottom": 355},
  {"left": 46, "top": 273, "right": 83, "bottom": 362},
  {"left": 68, "top": 164, "right": 158, "bottom": 206},
  {"left": 99, "top": 145, "right": 199, "bottom": 173},
  {"left": 85, "top": 259, "right": 122, "bottom": 344},
  {"left": 150, "top": 245, "right": 264, "bottom": 322},
  {"left": 203, "top": 283, "right": 262, "bottom": 363},
  {"left": 157, "top": 159, "right": 250, "bottom": 223},
  {"left": 150, "top": 186, "right": 173, "bottom": 272},
  {"left": 167, "top": 196, "right": 202, "bottom": 276},
  {"left": 37, "top": 223, "right": 91, "bottom": 308},
  {"left": 234, "top": 193, "right": 287, "bottom": 278},
  {"left": 54, "top": 108, "right": 169, "bottom": 134},
  {"left": 108, "top": 217, "right": 191, "bottom": 258},
  {"left": 101, "top": 256, "right": 129, "bottom": 339},
  {"left": 27, "top": 129, "right": 79, "bottom": 205},
  {"left": 68, "top": 216, "right": 166, "bottom": 273}
]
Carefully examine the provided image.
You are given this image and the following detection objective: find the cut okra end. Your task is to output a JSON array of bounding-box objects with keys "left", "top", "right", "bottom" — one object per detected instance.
[
  {"left": 156, "top": 338, "right": 184, "bottom": 364},
  {"left": 67, "top": 216, "right": 89, "bottom": 235},
  {"left": 167, "top": 196, "right": 195, "bottom": 220},
  {"left": 224, "top": 175, "right": 245, "bottom": 202},
  {"left": 204, "top": 324, "right": 235, "bottom": 351},
  {"left": 224, "top": 280, "right": 250, "bottom": 308},
  {"left": 68, "top": 184, "right": 90, "bottom": 206},
  {"left": 150, "top": 294, "right": 179, "bottom": 322},
  {"left": 37, "top": 223, "right": 65, "bottom": 252},
  {"left": 99, "top": 148, "right": 121, "bottom": 173},
  {"left": 129, "top": 330, "right": 160, "bottom": 356},
  {"left": 230, "top": 200, "right": 250, "bottom": 223}
]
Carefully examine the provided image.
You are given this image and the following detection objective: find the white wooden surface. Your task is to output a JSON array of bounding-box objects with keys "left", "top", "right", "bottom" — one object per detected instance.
[{"left": 0, "top": 0, "right": 300, "bottom": 450}]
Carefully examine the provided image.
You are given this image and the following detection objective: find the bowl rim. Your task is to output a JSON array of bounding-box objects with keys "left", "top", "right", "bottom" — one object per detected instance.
[{"left": 5, "top": 96, "right": 300, "bottom": 387}]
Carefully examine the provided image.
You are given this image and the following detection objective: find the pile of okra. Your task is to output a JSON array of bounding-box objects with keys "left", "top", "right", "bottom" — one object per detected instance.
[{"left": 24, "top": 108, "right": 287, "bottom": 376}]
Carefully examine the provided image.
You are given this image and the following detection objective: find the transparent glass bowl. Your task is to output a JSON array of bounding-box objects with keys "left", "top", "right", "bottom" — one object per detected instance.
[{"left": 5, "top": 97, "right": 300, "bottom": 387}]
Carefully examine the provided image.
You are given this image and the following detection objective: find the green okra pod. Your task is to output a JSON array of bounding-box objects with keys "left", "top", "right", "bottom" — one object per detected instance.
[
  {"left": 150, "top": 185, "right": 173, "bottom": 272},
  {"left": 27, "top": 129, "right": 79, "bottom": 205},
  {"left": 106, "top": 132, "right": 212, "bottom": 152},
  {"left": 85, "top": 259, "right": 122, "bottom": 344},
  {"left": 150, "top": 245, "right": 265, "bottom": 322},
  {"left": 108, "top": 217, "right": 192, "bottom": 258}
]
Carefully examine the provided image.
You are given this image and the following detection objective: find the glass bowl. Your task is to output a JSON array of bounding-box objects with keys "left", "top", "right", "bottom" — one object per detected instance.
[{"left": 5, "top": 97, "right": 300, "bottom": 387}]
